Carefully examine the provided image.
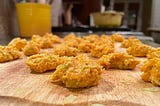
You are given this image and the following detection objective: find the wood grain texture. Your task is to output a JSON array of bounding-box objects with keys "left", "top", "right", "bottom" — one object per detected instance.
[{"left": 0, "top": 43, "right": 160, "bottom": 106}]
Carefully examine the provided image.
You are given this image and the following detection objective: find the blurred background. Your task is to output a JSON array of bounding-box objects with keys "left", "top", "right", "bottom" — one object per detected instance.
[{"left": 0, "top": 0, "right": 160, "bottom": 45}]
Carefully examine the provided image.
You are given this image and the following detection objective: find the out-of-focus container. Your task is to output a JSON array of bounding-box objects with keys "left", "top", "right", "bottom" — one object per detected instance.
[
  {"left": 16, "top": 3, "right": 51, "bottom": 37},
  {"left": 91, "top": 11, "right": 124, "bottom": 27},
  {"left": 148, "top": 27, "right": 160, "bottom": 44}
]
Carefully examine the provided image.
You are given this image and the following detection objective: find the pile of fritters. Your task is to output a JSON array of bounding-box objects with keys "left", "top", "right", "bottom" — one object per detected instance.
[{"left": 2, "top": 32, "right": 160, "bottom": 88}]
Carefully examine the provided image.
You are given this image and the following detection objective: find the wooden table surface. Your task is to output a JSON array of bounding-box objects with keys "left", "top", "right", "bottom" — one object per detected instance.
[{"left": 0, "top": 43, "right": 160, "bottom": 106}]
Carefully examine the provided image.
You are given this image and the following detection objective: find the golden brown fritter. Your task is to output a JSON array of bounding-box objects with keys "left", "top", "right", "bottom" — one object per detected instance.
[
  {"left": 121, "top": 36, "right": 142, "bottom": 48},
  {"left": 141, "top": 58, "right": 160, "bottom": 86},
  {"left": 90, "top": 37, "right": 114, "bottom": 58},
  {"left": 83, "top": 34, "right": 100, "bottom": 43},
  {"left": 23, "top": 41, "right": 40, "bottom": 56},
  {"left": 147, "top": 48, "right": 160, "bottom": 59},
  {"left": 63, "top": 34, "right": 81, "bottom": 48},
  {"left": 43, "top": 33, "right": 61, "bottom": 43},
  {"left": 64, "top": 33, "right": 77, "bottom": 40},
  {"left": 100, "top": 35, "right": 114, "bottom": 44},
  {"left": 98, "top": 53, "right": 139, "bottom": 70},
  {"left": 64, "top": 33, "right": 81, "bottom": 42},
  {"left": 141, "top": 59, "right": 158, "bottom": 82},
  {"left": 50, "top": 54, "right": 103, "bottom": 88},
  {"left": 53, "top": 44, "right": 78, "bottom": 56},
  {"left": 111, "top": 33, "right": 125, "bottom": 42},
  {"left": 31, "top": 34, "right": 57, "bottom": 49},
  {"left": 127, "top": 44, "right": 154, "bottom": 57},
  {"left": 26, "top": 53, "right": 61, "bottom": 73},
  {"left": 90, "top": 44, "right": 114, "bottom": 58},
  {"left": 64, "top": 40, "right": 80, "bottom": 48},
  {"left": 8, "top": 37, "right": 27, "bottom": 51},
  {"left": 40, "top": 37, "right": 53, "bottom": 49},
  {"left": 0, "top": 46, "right": 20, "bottom": 63},
  {"left": 78, "top": 39, "right": 93, "bottom": 53},
  {"left": 31, "top": 35, "right": 42, "bottom": 45}
]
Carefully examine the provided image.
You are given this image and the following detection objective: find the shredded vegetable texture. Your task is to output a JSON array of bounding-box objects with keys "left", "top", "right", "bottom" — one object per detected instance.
[
  {"left": 91, "top": 104, "right": 105, "bottom": 106},
  {"left": 142, "top": 87, "right": 160, "bottom": 92},
  {"left": 120, "top": 80, "right": 132, "bottom": 85},
  {"left": 63, "top": 94, "right": 77, "bottom": 105}
]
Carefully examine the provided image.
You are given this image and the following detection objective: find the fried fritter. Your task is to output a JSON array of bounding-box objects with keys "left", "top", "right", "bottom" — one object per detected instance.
[
  {"left": 141, "top": 59, "right": 157, "bottom": 82},
  {"left": 78, "top": 39, "right": 93, "bottom": 53},
  {"left": 40, "top": 37, "right": 53, "bottom": 49},
  {"left": 83, "top": 34, "right": 100, "bottom": 43},
  {"left": 90, "top": 44, "right": 114, "bottom": 58},
  {"left": 23, "top": 41, "right": 40, "bottom": 56},
  {"left": 53, "top": 44, "right": 78, "bottom": 56},
  {"left": 43, "top": 33, "right": 61, "bottom": 43},
  {"left": 8, "top": 37, "right": 27, "bottom": 51},
  {"left": 64, "top": 34, "right": 81, "bottom": 48},
  {"left": 127, "top": 44, "right": 154, "bottom": 57},
  {"left": 50, "top": 54, "right": 103, "bottom": 88},
  {"left": 90, "top": 37, "right": 114, "bottom": 58},
  {"left": 147, "top": 48, "right": 160, "bottom": 59},
  {"left": 64, "top": 40, "right": 80, "bottom": 48},
  {"left": 121, "top": 36, "right": 142, "bottom": 48},
  {"left": 64, "top": 33, "right": 81, "bottom": 43},
  {"left": 26, "top": 53, "right": 61, "bottom": 73},
  {"left": 0, "top": 46, "right": 20, "bottom": 62},
  {"left": 31, "top": 34, "right": 55, "bottom": 49},
  {"left": 98, "top": 53, "right": 139, "bottom": 70},
  {"left": 31, "top": 35, "right": 42, "bottom": 44},
  {"left": 111, "top": 33, "right": 125, "bottom": 42},
  {"left": 141, "top": 58, "right": 160, "bottom": 86}
]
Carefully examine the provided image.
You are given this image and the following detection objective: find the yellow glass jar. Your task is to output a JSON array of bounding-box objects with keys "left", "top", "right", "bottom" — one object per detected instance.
[{"left": 16, "top": 3, "right": 51, "bottom": 37}]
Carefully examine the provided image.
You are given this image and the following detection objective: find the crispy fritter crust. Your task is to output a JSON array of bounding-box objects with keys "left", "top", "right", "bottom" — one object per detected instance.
[
  {"left": 8, "top": 37, "right": 27, "bottom": 51},
  {"left": 98, "top": 53, "right": 139, "bottom": 70},
  {"left": 127, "top": 44, "right": 154, "bottom": 57},
  {"left": 121, "top": 36, "right": 142, "bottom": 48},
  {"left": 90, "top": 36, "right": 114, "bottom": 58},
  {"left": 111, "top": 33, "right": 125, "bottom": 42},
  {"left": 147, "top": 48, "right": 160, "bottom": 59},
  {"left": 0, "top": 46, "right": 20, "bottom": 62},
  {"left": 43, "top": 33, "right": 61, "bottom": 43},
  {"left": 141, "top": 58, "right": 160, "bottom": 86},
  {"left": 53, "top": 44, "right": 78, "bottom": 56},
  {"left": 78, "top": 39, "right": 93, "bottom": 53},
  {"left": 50, "top": 54, "right": 103, "bottom": 88},
  {"left": 26, "top": 53, "right": 61, "bottom": 73},
  {"left": 23, "top": 41, "right": 40, "bottom": 56}
]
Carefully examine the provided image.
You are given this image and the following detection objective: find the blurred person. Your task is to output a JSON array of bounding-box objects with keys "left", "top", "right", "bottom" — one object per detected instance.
[{"left": 51, "top": 0, "right": 63, "bottom": 27}]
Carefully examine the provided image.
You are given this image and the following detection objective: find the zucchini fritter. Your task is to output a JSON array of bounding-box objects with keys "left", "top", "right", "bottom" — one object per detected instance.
[
  {"left": 141, "top": 58, "right": 160, "bottom": 86},
  {"left": 98, "top": 53, "right": 139, "bottom": 70},
  {"left": 111, "top": 33, "right": 125, "bottom": 42},
  {"left": 0, "top": 46, "right": 20, "bottom": 62},
  {"left": 26, "top": 53, "right": 61, "bottom": 73},
  {"left": 127, "top": 44, "right": 154, "bottom": 57},
  {"left": 23, "top": 41, "right": 40, "bottom": 56},
  {"left": 121, "top": 36, "right": 142, "bottom": 48},
  {"left": 53, "top": 44, "right": 78, "bottom": 56},
  {"left": 43, "top": 33, "right": 61, "bottom": 43},
  {"left": 90, "top": 37, "right": 114, "bottom": 58},
  {"left": 8, "top": 37, "right": 27, "bottom": 51},
  {"left": 50, "top": 54, "right": 103, "bottom": 88},
  {"left": 147, "top": 48, "right": 160, "bottom": 59}
]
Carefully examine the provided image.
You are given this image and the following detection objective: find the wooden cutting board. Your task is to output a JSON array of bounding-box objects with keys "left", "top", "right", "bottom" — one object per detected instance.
[{"left": 0, "top": 43, "right": 160, "bottom": 106}]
